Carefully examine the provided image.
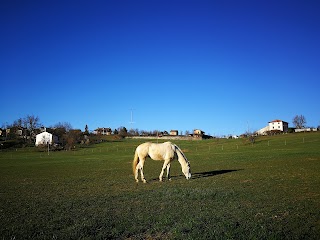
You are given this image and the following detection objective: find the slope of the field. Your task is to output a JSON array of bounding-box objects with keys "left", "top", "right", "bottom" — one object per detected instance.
[{"left": 1, "top": 132, "right": 319, "bottom": 239}]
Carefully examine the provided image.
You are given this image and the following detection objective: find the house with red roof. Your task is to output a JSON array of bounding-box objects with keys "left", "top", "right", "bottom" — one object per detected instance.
[{"left": 257, "top": 119, "right": 289, "bottom": 135}]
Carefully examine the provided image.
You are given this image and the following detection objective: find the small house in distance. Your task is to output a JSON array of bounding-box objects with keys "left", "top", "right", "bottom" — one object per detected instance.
[
  {"left": 170, "top": 130, "right": 179, "bottom": 136},
  {"left": 257, "top": 119, "right": 289, "bottom": 135},
  {"left": 35, "top": 132, "right": 58, "bottom": 146},
  {"left": 193, "top": 129, "right": 205, "bottom": 138},
  {"left": 93, "top": 127, "right": 112, "bottom": 135}
]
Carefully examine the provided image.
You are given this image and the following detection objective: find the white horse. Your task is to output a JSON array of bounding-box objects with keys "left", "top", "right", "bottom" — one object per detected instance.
[{"left": 132, "top": 142, "right": 191, "bottom": 183}]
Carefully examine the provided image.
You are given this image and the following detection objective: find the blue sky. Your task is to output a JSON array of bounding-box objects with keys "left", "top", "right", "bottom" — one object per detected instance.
[{"left": 1, "top": 0, "right": 319, "bottom": 136}]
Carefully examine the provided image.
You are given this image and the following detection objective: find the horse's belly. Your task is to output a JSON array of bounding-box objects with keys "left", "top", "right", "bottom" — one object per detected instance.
[{"left": 149, "top": 152, "right": 164, "bottom": 160}]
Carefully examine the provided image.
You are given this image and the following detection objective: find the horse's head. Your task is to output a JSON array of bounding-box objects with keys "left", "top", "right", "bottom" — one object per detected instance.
[
  {"left": 175, "top": 145, "right": 191, "bottom": 180},
  {"left": 182, "top": 162, "right": 191, "bottom": 180}
]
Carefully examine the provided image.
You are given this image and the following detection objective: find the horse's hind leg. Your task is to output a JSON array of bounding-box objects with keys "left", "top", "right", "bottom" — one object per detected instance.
[
  {"left": 166, "top": 163, "right": 171, "bottom": 181},
  {"left": 138, "top": 158, "right": 147, "bottom": 183},
  {"left": 134, "top": 165, "right": 139, "bottom": 183}
]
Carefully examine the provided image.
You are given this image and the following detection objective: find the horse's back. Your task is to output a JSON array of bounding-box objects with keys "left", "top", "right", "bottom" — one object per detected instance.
[
  {"left": 149, "top": 142, "right": 175, "bottom": 160},
  {"left": 136, "top": 142, "right": 175, "bottom": 161}
]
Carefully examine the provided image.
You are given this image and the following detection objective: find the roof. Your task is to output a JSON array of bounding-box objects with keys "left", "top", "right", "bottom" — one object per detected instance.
[{"left": 269, "top": 119, "right": 288, "bottom": 123}]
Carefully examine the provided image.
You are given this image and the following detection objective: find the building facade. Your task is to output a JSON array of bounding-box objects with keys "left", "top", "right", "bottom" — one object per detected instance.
[
  {"left": 268, "top": 120, "right": 288, "bottom": 132},
  {"left": 35, "top": 132, "right": 58, "bottom": 146}
]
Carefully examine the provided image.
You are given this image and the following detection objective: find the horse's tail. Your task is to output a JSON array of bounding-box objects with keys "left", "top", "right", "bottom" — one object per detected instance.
[{"left": 132, "top": 150, "right": 139, "bottom": 175}]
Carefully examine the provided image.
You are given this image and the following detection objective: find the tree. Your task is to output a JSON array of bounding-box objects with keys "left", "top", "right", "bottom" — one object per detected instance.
[
  {"left": 293, "top": 115, "right": 306, "bottom": 129},
  {"left": 53, "top": 122, "right": 72, "bottom": 132},
  {"left": 118, "top": 127, "right": 128, "bottom": 137},
  {"left": 13, "top": 118, "right": 24, "bottom": 128},
  {"left": 22, "top": 115, "right": 41, "bottom": 143},
  {"left": 84, "top": 124, "right": 89, "bottom": 135},
  {"left": 62, "top": 129, "right": 82, "bottom": 150},
  {"left": 128, "top": 128, "right": 139, "bottom": 136},
  {"left": 51, "top": 127, "right": 67, "bottom": 139},
  {"left": 24, "top": 115, "right": 40, "bottom": 133}
]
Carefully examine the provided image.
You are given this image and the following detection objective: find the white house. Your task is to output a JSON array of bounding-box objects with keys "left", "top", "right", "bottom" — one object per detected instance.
[
  {"left": 35, "top": 132, "right": 58, "bottom": 146},
  {"left": 257, "top": 119, "right": 289, "bottom": 135},
  {"left": 268, "top": 119, "right": 288, "bottom": 132}
]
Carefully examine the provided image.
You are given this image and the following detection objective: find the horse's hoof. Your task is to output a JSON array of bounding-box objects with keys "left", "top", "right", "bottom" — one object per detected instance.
[{"left": 169, "top": 179, "right": 172, "bottom": 181}]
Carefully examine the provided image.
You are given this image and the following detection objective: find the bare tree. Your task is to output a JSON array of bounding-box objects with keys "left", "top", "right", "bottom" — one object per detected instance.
[
  {"left": 13, "top": 118, "right": 24, "bottom": 127},
  {"left": 53, "top": 122, "right": 72, "bottom": 132},
  {"left": 128, "top": 128, "right": 139, "bottom": 136},
  {"left": 293, "top": 115, "right": 306, "bottom": 129},
  {"left": 22, "top": 115, "right": 41, "bottom": 143},
  {"left": 24, "top": 115, "right": 40, "bottom": 133}
]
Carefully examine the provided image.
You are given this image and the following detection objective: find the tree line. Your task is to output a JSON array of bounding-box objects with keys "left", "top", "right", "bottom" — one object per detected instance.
[
  {"left": 1, "top": 114, "right": 318, "bottom": 150},
  {"left": 0, "top": 115, "right": 177, "bottom": 150},
  {"left": 0, "top": 116, "right": 81, "bottom": 150}
]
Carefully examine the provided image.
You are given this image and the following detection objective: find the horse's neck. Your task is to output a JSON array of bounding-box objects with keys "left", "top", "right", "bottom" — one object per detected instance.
[{"left": 175, "top": 147, "right": 188, "bottom": 167}]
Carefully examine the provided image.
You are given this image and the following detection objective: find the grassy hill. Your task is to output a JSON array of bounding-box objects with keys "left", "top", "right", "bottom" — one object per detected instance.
[{"left": 1, "top": 132, "right": 319, "bottom": 239}]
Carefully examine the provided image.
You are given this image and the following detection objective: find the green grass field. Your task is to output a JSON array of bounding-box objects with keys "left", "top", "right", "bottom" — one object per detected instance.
[{"left": 1, "top": 133, "right": 320, "bottom": 239}]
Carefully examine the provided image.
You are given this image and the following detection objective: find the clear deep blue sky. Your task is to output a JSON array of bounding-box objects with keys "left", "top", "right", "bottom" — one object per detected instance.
[{"left": 1, "top": 0, "right": 319, "bottom": 135}]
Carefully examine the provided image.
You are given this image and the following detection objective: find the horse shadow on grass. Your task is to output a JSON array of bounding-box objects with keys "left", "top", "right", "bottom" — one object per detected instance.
[
  {"left": 149, "top": 169, "right": 242, "bottom": 182},
  {"left": 191, "top": 169, "right": 242, "bottom": 179}
]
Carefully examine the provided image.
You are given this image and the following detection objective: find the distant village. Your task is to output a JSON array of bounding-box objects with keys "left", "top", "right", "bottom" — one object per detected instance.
[{"left": 1, "top": 116, "right": 318, "bottom": 150}]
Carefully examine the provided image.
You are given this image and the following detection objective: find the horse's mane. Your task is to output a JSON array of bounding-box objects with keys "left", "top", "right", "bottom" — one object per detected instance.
[{"left": 173, "top": 144, "right": 189, "bottom": 164}]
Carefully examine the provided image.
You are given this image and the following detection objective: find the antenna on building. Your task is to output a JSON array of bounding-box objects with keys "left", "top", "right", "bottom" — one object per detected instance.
[{"left": 129, "top": 108, "right": 135, "bottom": 129}]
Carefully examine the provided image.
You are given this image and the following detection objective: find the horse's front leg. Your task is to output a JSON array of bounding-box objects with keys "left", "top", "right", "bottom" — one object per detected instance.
[{"left": 159, "top": 160, "right": 170, "bottom": 182}]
